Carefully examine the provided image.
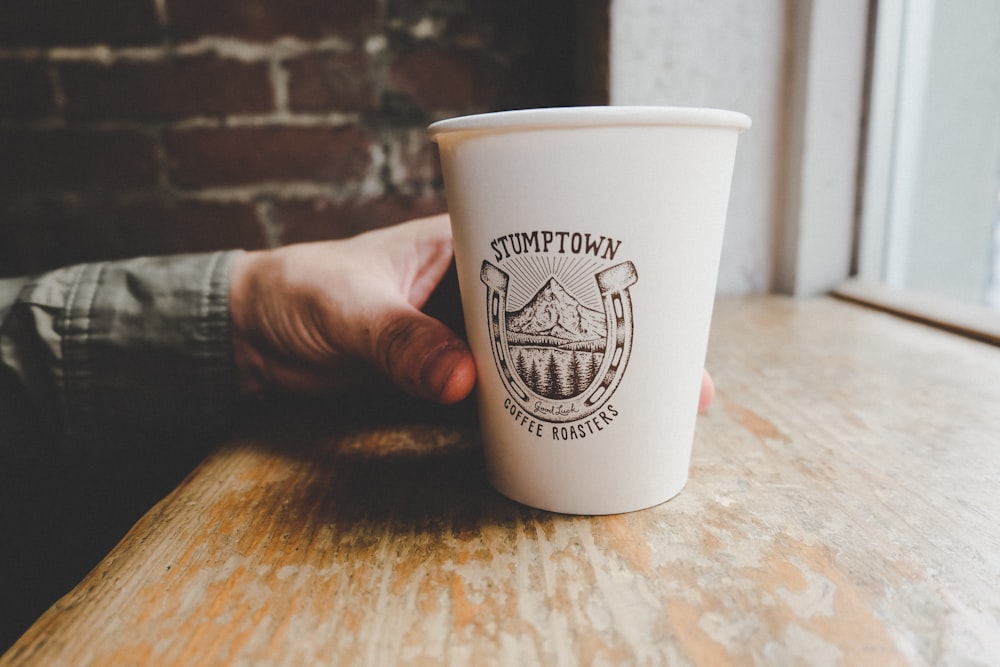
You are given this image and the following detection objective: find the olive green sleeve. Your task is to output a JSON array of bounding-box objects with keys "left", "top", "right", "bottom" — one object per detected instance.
[{"left": 0, "top": 251, "right": 240, "bottom": 454}]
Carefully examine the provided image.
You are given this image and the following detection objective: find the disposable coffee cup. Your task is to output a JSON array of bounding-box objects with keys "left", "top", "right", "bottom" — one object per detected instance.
[{"left": 429, "top": 106, "right": 750, "bottom": 515}]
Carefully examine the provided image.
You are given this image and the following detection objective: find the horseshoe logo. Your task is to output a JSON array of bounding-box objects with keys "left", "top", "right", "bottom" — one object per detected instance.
[{"left": 481, "top": 258, "right": 638, "bottom": 423}]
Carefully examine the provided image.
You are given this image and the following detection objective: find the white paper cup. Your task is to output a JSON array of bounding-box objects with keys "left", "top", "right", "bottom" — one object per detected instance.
[{"left": 429, "top": 106, "right": 750, "bottom": 515}]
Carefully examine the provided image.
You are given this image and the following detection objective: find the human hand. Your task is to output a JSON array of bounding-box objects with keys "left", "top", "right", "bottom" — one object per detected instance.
[
  {"left": 230, "top": 214, "right": 476, "bottom": 403},
  {"left": 230, "top": 214, "right": 715, "bottom": 412}
]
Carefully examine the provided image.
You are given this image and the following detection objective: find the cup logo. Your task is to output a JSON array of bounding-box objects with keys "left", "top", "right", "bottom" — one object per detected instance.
[{"left": 480, "top": 231, "right": 638, "bottom": 432}]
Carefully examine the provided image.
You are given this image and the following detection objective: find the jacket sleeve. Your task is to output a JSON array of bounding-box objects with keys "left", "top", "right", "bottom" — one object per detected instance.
[{"left": 0, "top": 251, "right": 240, "bottom": 454}]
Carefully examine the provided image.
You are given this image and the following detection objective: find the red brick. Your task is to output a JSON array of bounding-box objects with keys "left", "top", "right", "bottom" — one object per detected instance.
[
  {"left": 0, "top": 60, "right": 55, "bottom": 120},
  {"left": 99, "top": 198, "right": 269, "bottom": 256},
  {"left": 0, "top": 0, "right": 161, "bottom": 47},
  {"left": 165, "top": 126, "right": 372, "bottom": 188},
  {"left": 0, "top": 196, "right": 266, "bottom": 275},
  {"left": 286, "top": 52, "right": 374, "bottom": 113},
  {"left": 0, "top": 130, "right": 159, "bottom": 191},
  {"left": 166, "top": 0, "right": 378, "bottom": 42},
  {"left": 388, "top": 46, "right": 506, "bottom": 113},
  {"left": 274, "top": 193, "right": 447, "bottom": 244},
  {"left": 60, "top": 55, "right": 273, "bottom": 121},
  {"left": 384, "top": 0, "right": 475, "bottom": 25}
]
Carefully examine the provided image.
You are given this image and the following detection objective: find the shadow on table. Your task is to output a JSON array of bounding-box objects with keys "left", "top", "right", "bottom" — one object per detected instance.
[
  {"left": 236, "top": 387, "right": 555, "bottom": 538},
  {"left": 0, "top": 425, "right": 218, "bottom": 652},
  {"left": 1, "top": 385, "right": 548, "bottom": 652}
]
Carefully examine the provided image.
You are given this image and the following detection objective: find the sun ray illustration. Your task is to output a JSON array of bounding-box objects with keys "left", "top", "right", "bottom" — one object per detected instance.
[
  {"left": 560, "top": 257, "right": 605, "bottom": 311},
  {"left": 505, "top": 256, "right": 547, "bottom": 308},
  {"left": 506, "top": 255, "right": 605, "bottom": 311}
]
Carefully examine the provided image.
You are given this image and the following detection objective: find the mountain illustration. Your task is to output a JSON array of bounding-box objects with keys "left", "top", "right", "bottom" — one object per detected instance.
[{"left": 506, "top": 278, "right": 606, "bottom": 344}]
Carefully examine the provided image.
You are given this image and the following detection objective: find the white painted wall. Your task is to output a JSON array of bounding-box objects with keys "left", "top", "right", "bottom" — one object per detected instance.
[
  {"left": 610, "top": 0, "right": 788, "bottom": 293},
  {"left": 610, "top": 0, "right": 871, "bottom": 298}
]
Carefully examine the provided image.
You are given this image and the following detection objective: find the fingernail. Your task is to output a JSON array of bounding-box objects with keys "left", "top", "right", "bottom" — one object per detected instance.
[{"left": 421, "top": 340, "right": 470, "bottom": 400}]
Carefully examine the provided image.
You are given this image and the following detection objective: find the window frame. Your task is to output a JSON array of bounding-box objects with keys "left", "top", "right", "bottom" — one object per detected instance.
[
  {"left": 775, "top": 0, "right": 870, "bottom": 296},
  {"left": 828, "top": 0, "right": 1000, "bottom": 346}
]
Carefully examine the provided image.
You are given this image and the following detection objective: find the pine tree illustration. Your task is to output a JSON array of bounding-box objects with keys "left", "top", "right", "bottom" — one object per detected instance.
[
  {"left": 515, "top": 349, "right": 528, "bottom": 384},
  {"left": 589, "top": 353, "right": 600, "bottom": 386},
  {"left": 528, "top": 360, "right": 540, "bottom": 394},
  {"left": 545, "top": 352, "right": 560, "bottom": 399},
  {"left": 568, "top": 351, "right": 582, "bottom": 396}
]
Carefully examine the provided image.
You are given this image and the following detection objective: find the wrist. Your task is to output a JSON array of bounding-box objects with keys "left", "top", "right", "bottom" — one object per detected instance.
[{"left": 229, "top": 250, "right": 267, "bottom": 394}]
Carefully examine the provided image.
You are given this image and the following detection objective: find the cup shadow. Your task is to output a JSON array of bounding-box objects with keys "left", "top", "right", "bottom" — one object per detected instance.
[{"left": 236, "top": 388, "right": 553, "bottom": 538}]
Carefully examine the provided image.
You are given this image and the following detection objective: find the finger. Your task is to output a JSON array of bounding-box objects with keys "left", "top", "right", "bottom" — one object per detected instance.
[
  {"left": 372, "top": 309, "right": 477, "bottom": 404},
  {"left": 354, "top": 214, "right": 455, "bottom": 309},
  {"left": 402, "top": 214, "right": 455, "bottom": 308},
  {"left": 698, "top": 369, "right": 715, "bottom": 413}
]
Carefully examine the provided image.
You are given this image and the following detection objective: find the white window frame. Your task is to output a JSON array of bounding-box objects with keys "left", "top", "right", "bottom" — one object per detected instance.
[
  {"left": 775, "top": 0, "right": 869, "bottom": 296},
  {"left": 833, "top": 0, "right": 1000, "bottom": 345}
]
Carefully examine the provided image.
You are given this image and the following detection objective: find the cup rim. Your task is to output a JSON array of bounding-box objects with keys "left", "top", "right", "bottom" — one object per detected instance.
[{"left": 428, "top": 105, "right": 751, "bottom": 140}]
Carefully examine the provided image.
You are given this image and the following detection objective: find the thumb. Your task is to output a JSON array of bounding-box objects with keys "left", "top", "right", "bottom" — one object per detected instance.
[{"left": 371, "top": 309, "right": 477, "bottom": 404}]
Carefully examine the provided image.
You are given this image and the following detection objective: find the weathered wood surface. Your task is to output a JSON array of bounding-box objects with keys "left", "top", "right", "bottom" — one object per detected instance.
[{"left": 5, "top": 296, "right": 1000, "bottom": 666}]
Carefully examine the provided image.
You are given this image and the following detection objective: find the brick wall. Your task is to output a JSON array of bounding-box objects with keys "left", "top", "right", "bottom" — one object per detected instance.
[{"left": 0, "top": 0, "right": 608, "bottom": 277}]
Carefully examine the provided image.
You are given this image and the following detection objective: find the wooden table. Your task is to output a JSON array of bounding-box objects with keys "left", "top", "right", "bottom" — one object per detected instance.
[{"left": 4, "top": 296, "right": 1000, "bottom": 666}]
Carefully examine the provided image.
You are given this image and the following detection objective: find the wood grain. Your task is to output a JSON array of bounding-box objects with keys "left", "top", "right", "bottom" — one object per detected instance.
[{"left": 4, "top": 296, "right": 1000, "bottom": 666}]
